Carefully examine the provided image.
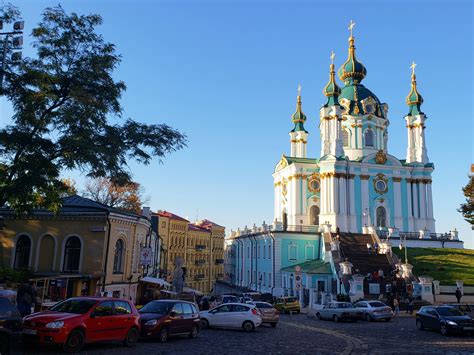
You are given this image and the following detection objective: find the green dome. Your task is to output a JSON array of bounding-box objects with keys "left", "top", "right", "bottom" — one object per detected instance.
[
  {"left": 339, "top": 84, "right": 382, "bottom": 116},
  {"left": 338, "top": 37, "right": 367, "bottom": 85},
  {"left": 406, "top": 73, "right": 424, "bottom": 115},
  {"left": 323, "top": 63, "right": 341, "bottom": 107},
  {"left": 291, "top": 95, "right": 308, "bottom": 133}
]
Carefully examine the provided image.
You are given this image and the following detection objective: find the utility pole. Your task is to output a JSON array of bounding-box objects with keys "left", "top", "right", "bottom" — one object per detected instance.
[{"left": 0, "top": 19, "right": 24, "bottom": 93}]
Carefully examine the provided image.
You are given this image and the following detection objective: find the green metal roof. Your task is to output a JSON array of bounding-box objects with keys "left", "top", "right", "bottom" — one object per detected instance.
[
  {"left": 285, "top": 156, "right": 319, "bottom": 165},
  {"left": 281, "top": 260, "right": 332, "bottom": 274}
]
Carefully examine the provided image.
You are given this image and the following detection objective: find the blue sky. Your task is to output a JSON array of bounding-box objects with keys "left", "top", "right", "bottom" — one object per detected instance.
[{"left": 2, "top": 0, "right": 473, "bottom": 247}]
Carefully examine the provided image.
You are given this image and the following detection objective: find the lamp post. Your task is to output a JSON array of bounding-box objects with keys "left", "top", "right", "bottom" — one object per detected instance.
[{"left": 0, "top": 19, "right": 24, "bottom": 92}]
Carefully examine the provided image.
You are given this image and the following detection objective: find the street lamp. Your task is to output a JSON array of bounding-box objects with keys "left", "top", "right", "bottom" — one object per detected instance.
[{"left": 0, "top": 19, "right": 25, "bottom": 92}]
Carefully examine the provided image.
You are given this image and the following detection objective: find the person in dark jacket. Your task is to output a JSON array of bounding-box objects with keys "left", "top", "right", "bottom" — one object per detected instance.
[
  {"left": 16, "top": 282, "right": 35, "bottom": 317},
  {"left": 455, "top": 287, "right": 462, "bottom": 303}
]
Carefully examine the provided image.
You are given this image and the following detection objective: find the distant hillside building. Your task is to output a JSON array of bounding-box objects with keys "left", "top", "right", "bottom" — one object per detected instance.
[{"left": 152, "top": 211, "right": 225, "bottom": 294}]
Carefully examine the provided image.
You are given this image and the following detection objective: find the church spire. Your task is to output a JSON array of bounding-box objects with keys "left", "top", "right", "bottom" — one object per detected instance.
[
  {"left": 338, "top": 20, "right": 367, "bottom": 85},
  {"left": 323, "top": 51, "right": 341, "bottom": 107},
  {"left": 291, "top": 84, "right": 308, "bottom": 133},
  {"left": 406, "top": 61, "right": 424, "bottom": 115}
]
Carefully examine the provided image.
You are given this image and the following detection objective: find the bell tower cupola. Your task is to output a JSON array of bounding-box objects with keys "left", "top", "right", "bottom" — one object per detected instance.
[{"left": 289, "top": 84, "right": 309, "bottom": 158}]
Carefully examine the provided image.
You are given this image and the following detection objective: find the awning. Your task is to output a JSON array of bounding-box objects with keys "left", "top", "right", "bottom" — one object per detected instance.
[
  {"left": 183, "top": 286, "right": 203, "bottom": 296},
  {"left": 140, "top": 277, "right": 170, "bottom": 287}
]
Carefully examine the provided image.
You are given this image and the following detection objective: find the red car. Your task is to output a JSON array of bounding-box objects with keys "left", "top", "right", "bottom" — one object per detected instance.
[{"left": 22, "top": 297, "right": 140, "bottom": 353}]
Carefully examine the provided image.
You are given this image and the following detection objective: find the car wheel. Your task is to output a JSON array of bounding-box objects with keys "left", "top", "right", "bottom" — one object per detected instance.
[
  {"left": 159, "top": 327, "right": 169, "bottom": 343},
  {"left": 271, "top": 322, "right": 277, "bottom": 328},
  {"left": 0, "top": 333, "right": 9, "bottom": 355},
  {"left": 189, "top": 325, "right": 199, "bottom": 339},
  {"left": 316, "top": 313, "right": 322, "bottom": 320},
  {"left": 63, "top": 329, "right": 85, "bottom": 353},
  {"left": 440, "top": 324, "right": 449, "bottom": 336},
  {"left": 123, "top": 327, "right": 139, "bottom": 347},
  {"left": 365, "top": 314, "right": 372, "bottom": 322},
  {"left": 416, "top": 319, "right": 424, "bottom": 330},
  {"left": 333, "top": 315, "right": 340, "bottom": 323},
  {"left": 201, "top": 318, "right": 209, "bottom": 329},
  {"left": 242, "top": 321, "right": 255, "bottom": 332}
]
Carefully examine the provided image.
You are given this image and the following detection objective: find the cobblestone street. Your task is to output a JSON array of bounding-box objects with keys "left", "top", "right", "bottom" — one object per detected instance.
[{"left": 14, "top": 314, "right": 474, "bottom": 354}]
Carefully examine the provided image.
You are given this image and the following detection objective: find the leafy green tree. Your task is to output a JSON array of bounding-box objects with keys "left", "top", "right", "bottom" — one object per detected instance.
[
  {"left": 0, "top": 5, "right": 186, "bottom": 212},
  {"left": 458, "top": 175, "right": 474, "bottom": 226}
]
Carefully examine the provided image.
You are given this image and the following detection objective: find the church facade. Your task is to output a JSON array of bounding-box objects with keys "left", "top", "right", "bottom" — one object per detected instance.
[{"left": 273, "top": 31, "right": 435, "bottom": 235}]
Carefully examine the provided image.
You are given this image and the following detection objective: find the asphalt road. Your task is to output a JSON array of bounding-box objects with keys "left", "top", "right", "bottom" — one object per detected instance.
[{"left": 12, "top": 314, "right": 474, "bottom": 354}]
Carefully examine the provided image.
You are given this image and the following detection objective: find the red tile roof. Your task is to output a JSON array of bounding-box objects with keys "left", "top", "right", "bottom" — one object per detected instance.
[
  {"left": 188, "top": 223, "right": 209, "bottom": 232},
  {"left": 198, "top": 219, "right": 224, "bottom": 229},
  {"left": 155, "top": 210, "right": 189, "bottom": 222}
]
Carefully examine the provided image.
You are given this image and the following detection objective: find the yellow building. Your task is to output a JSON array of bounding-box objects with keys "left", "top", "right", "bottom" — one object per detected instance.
[
  {"left": 0, "top": 195, "right": 156, "bottom": 303},
  {"left": 154, "top": 212, "right": 225, "bottom": 294}
]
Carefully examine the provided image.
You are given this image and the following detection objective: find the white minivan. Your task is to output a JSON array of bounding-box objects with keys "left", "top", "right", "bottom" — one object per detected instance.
[{"left": 200, "top": 303, "right": 262, "bottom": 332}]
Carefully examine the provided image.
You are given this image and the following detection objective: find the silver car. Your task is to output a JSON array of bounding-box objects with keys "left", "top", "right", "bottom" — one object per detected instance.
[
  {"left": 316, "top": 302, "right": 362, "bottom": 322},
  {"left": 354, "top": 300, "right": 393, "bottom": 321}
]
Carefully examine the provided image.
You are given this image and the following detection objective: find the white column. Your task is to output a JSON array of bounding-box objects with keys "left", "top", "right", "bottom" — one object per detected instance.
[
  {"left": 334, "top": 176, "right": 339, "bottom": 213},
  {"left": 427, "top": 181, "right": 434, "bottom": 219},
  {"left": 361, "top": 176, "right": 369, "bottom": 225},
  {"left": 406, "top": 178, "right": 414, "bottom": 231},
  {"left": 419, "top": 180, "right": 427, "bottom": 225},
  {"left": 339, "top": 176, "right": 347, "bottom": 215},
  {"left": 302, "top": 175, "right": 308, "bottom": 215},
  {"left": 393, "top": 178, "right": 403, "bottom": 229},
  {"left": 349, "top": 177, "right": 355, "bottom": 215},
  {"left": 329, "top": 175, "right": 335, "bottom": 213},
  {"left": 320, "top": 175, "right": 326, "bottom": 214}
]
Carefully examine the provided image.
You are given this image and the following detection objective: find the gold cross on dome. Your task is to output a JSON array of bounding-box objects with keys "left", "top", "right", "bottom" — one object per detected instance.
[
  {"left": 330, "top": 51, "right": 335, "bottom": 64},
  {"left": 410, "top": 61, "right": 417, "bottom": 75},
  {"left": 297, "top": 83, "right": 302, "bottom": 96},
  {"left": 348, "top": 20, "right": 356, "bottom": 37}
]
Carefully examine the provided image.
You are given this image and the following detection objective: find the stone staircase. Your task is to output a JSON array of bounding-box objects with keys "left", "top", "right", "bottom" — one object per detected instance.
[{"left": 337, "top": 233, "right": 393, "bottom": 276}]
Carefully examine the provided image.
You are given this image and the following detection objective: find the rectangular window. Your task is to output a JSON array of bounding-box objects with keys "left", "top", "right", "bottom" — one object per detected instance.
[
  {"left": 258, "top": 245, "right": 261, "bottom": 259},
  {"left": 263, "top": 245, "right": 266, "bottom": 259},
  {"left": 268, "top": 245, "right": 271, "bottom": 259},
  {"left": 247, "top": 246, "right": 250, "bottom": 258},
  {"left": 269, "top": 273, "right": 272, "bottom": 287},
  {"left": 263, "top": 272, "right": 266, "bottom": 286},
  {"left": 305, "top": 245, "right": 315, "bottom": 260},
  {"left": 289, "top": 244, "right": 297, "bottom": 261}
]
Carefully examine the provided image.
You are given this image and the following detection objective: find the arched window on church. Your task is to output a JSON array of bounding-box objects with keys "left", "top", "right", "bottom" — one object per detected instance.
[
  {"left": 310, "top": 205, "right": 320, "bottom": 226},
  {"left": 376, "top": 206, "right": 386, "bottom": 228},
  {"left": 342, "top": 130, "right": 350, "bottom": 147},
  {"left": 364, "top": 129, "right": 374, "bottom": 147}
]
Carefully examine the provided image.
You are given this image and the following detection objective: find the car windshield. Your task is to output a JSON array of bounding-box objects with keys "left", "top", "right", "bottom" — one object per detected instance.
[
  {"left": 50, "top": 299, "right": 97, "bottom": 314},
  {"left": 337, "top": 303, "right": 353, "bottom": 308},
  {"left": 0, "top": 298, "right": 20, "bottom": 318},
  {"left": 436, "top": 307, "right": 464, "bottom": 317},
  {"left": 369, "top": 302, "right": 386, "bottom": 308},
  {"left": 139, "top": 301, "right": 173, "bottom": 314}
]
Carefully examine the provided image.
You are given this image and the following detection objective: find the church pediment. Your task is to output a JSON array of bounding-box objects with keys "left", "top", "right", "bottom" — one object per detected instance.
[
  {"left": 362, "top": 151, "right": 402, "bottom": 166},
  {"left": 275, "top": 155, "right": 289, "bottom": 172}
]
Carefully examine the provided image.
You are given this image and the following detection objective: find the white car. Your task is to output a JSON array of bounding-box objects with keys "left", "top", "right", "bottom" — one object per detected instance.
[{"left": 200, "top": 303, "right": 262, "bottom": 332}]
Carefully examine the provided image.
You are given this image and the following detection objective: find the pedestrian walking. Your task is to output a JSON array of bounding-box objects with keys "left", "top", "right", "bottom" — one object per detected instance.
[
  {"left": 407, "top": 297, "right": 414, "bottom": 315},
  {"left": 16, "top": 282, "right": 36, "bottom": 317},
  {"left": 455, "top": 287, "right": 462, "bottom": 303},
  {"left": 366, "top": 243, "right": 372, "bottom": 255},
  {"left": 393, "top": 298, "right": 400, "bottom": 317},
  {"left": 378, "top": 267, "right": 384, "bottom": 279},
  {"left": 374, "top": 242, "right": 379, "bottom": 254}
]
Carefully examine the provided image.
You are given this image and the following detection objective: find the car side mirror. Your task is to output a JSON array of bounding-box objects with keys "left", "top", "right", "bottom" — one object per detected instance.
[{"left": 169, "top": 311, "right": 176, "bottom": 318}]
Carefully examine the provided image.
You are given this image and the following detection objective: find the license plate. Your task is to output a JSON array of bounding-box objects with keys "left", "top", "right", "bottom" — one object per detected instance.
[{"left": 23, "top": 328, "right": 37, "bottom": 335}]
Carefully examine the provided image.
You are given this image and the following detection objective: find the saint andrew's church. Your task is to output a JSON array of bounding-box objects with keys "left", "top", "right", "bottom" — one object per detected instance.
[
  {"left": 224, "top": 23, "right": 462, "bottom": 302},
  {"left": 274, "top": 27, "right": 435, "bottom": 235}
]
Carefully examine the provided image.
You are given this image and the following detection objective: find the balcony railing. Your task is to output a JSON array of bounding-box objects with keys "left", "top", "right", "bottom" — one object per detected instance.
[{"left": 195, "top": 245, "right": 206, "bottom": 250}]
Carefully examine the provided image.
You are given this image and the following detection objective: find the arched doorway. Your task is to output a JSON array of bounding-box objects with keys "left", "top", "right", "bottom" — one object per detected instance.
[
  {"left": 38, "top": 235, "right": 55, "bottom": 272},
  {"left": 310, "top": 205, "right": 320, "bottom": 226},
  {"left": 376, "top": 206, "right": 387, "bottom": 227}
]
